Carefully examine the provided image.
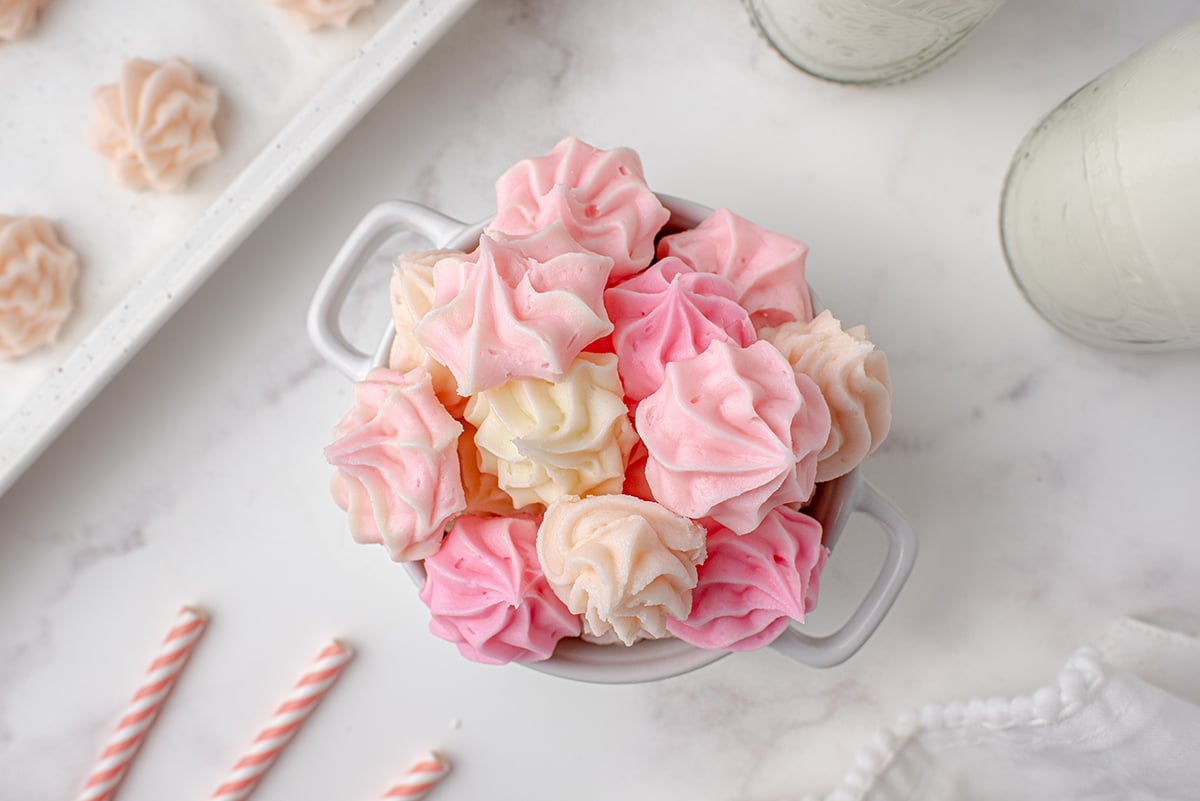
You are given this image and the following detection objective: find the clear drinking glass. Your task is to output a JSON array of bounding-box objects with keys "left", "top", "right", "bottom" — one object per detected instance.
[
  {"left": 1000, "top": 20, "right": 1200, "bottom": 351},
  {"left": 745, "top": 0, "right": 1006, "bottom": 85}
]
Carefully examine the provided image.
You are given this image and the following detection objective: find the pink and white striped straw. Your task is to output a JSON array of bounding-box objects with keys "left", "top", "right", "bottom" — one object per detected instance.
[
  {"left": 78, "top": 606, "right": 208, "bottom": 801},
  {"left": 211, "top": 640, "right": 353, "bottom": 801},
  {"left": 382, "top": 752, "right": 451, "bottom": 800}
]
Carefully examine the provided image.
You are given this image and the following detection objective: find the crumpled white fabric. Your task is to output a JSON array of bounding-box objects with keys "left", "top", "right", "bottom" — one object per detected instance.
[{"left": 811, "top": 620, "right": 1200, "bottom": 801}]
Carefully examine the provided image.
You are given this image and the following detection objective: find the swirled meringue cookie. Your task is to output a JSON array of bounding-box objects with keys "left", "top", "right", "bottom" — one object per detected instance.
[
  {"left": 763, "top": 310, "right": 892, "bottom": 481},
  {"left": 457, "top": 421, "right": 542, "bottom": 518},
  {"left": 636, "top": 340, "right": 831, "bottom": 534},
  {"left": 0, "top": 0, "right": 44, "bottom": 40},
  {"left": 464, "top": 352, "right": 635, "bottom": 508},
  {"left": 657, "top": 208, "right": 813, "bottom": 330},
  {"left": 0, "top": 216, "right": 78, "bottom": 359},
  {"left": 666, "top": 507, "right": 827, "bottom": 651},
  {"left": 420, "top": 515, "right": 580, "bottom": 664},
  {"left": 271, "top": 0, "right": 375, "bottom": 29},
  {"left": 388, "top": 250, "right": 465, "bottom": 415},
  {"left": 488, "top": 137, "right": 669, "bottom": 281},
  {"left": 415, "top": 234, "right": 613, "bottom": 396},
  {"left": 88, "top": 58, "right": 220, "bottom": 192},
  {"left": 537, "top": 494, "right": 706, "bottom": 645},
  {"left": 605, "top": 256, "right": 755, "bottom": 401},
  {"left": 324, "top": 367, "right": 464, "bottom": 561}
]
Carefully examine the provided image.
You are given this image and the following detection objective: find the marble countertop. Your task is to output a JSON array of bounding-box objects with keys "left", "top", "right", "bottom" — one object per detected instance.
[{"left": 3, "top": 1, "right": 1199, "bottom": 799}]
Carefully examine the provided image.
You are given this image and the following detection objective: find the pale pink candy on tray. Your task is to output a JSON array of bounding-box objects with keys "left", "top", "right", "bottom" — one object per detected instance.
[
  {"left": 487, "top": 137, "right": 669, "bottom": 282},
  {"left": 636, "top": 340, "right": 831, "bottom": 535},
  {"left": 324, "top": 367, "right": 464, "bottom": 562},
  {"left": 0, "top": 216, "right": 78, "bottom": 359},
  {"left": 87, "top": 58, "right": 220, "bottom": 192},
  {"left": 415, "top": 234, "right": 613, "bottom": 396},
  {"left": 763, "top": 310, "right": 893, "bottom": 482},
  {"left": 271, "top": 0, "right": 376, "bottom": 29},
  {"left": 657, "top": 208, "right": 813, "bottom": 330},
  {"left": 537, "top": 494, "right": 706, "bottom": 645},
  {"left": 388, "top": 250, "right": 465, "bottom": 415},
  {"left": 605, "top": 256, "right": 755, "bottom": 402},
  {"left": 420, "top": 515, "right": 580, "bottom": 665},
  {"left": 0, "top": 0, "right": 44, "bottom": 40},
  {"left": 667, "top": 507, "right": 827, "bottom": 652}
]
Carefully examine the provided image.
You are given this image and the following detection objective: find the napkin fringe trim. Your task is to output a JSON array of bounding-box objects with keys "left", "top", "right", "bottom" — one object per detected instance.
[{"left": 803, "top": 647, "right": 1107, "bottom": 801}]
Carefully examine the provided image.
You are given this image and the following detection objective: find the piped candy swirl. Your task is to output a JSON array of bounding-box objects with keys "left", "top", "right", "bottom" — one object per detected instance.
[
  {"left": 537, "top": 494, "right": 706, "bottom": 645},
  {"left": 488, "top": 137, "right": 669, "bottom": 282},
  {"left": 420, "top": 515, "right": 580, "bottom": 664},
  {"left": 763, "top": 310, "right": 892, "bottom": 481},
  {"left": 0, "top": 216, "right": 78, "bottom": 359},
  {"left": 324, "top": 367, "right": 464, "bottom": 561},
  {"left": 465, "top": 352, "right": 635, "bottom": 508},
  {"left": 605, "top": 257, "right": 755, "bottom": 402},
  {"left": 657, "top": 207, "right": 813, "bottom": 330},
  {"left": 666, "top": 507, "right": 827, "bottom": 651},
  {"left": 415, "top": 232, "right": 613, "bottom": 396},
  {"left": 636, "top": 340, "right": 831, "bottom": 535}
]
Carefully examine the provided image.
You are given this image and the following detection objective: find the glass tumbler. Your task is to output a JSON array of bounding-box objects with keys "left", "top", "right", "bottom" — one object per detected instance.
[
  {"left": 745, "top": 0, "right": 1006, "bottom": 85},
  {"left": 1000, "top": 20, "right": 1200, "bottom": 350}
]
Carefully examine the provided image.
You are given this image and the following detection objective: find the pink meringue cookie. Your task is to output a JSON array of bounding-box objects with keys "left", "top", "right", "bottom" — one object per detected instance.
[
  {"left": 388, "top": 250, "right": 466, "bottom": 416},
  {"left": 666, "top": 507, "right": 827, "bottom": 652},
  {"left": 636, "top": 340, "right": 831, "bottom": 534},
  {"left": 324, "top": 367, "right": 465, "bottom": 562},
  {"left": 414, "top": 233, "right": 613, "bottom": 396},
  {"left": 420, "top": 515, "right": 580, "bottom": 664},
  {"left": 605, "top": 256, "right": 755, "bottom": 401},
  {"left": 487, "top": 137, "right": 669, "bottom": 281},
  {"left": 657, "top": 208, "right": 813, "bottom": 330}
]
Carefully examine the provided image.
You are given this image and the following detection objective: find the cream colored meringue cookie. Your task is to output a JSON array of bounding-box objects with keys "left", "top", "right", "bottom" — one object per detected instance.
[
  {"left": 537, "top": 494, "right": 706, "bottom": 646},
  {"left": 88, "top": 58, "right": 220, "bottom": 192},
  {"left": 272, "top": 0, "right": 376, "bottom": 29},
  {"left": 0, "top": 216, "right": 78, "bottom": 359},
  {"left": 0, "top": 0, "right": 44, "bottom": 40},
  {"left": 464, "top": 353, "right": 636, "bottom": 509},
  {"left": 388, "top": 250, "right": 466, "bottom": 415},
  {"left": 763, "top": 310, "right": 892, "bottom": 482}
]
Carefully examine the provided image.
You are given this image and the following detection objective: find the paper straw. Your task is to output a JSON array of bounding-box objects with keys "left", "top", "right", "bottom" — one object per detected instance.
[
  {"left": 211, "top": 640, "right": 353, "bottom": 801},
  {"left": 382, "top": 751, "right": 451, "bottom": 800},
  {"left": 78, "top": 606, "right": 208, "bottom": 801}
]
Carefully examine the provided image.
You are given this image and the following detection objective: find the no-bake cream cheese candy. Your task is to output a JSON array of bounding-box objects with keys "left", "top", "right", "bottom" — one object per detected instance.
[
  {"left": 537, "top": 494, "right": 706, "bottom": 645},
  {"left": 88, "top": 58, "right": 220, "bottom": 192},
  {"left": 0, "top": 0, "right": 44, "bottom": 40},
  {"left": 763, "top": 310, "right": 892, "bottom": 482},
  {"left": 324, "top": 367, "right": 464, "bottom": 561},
  {"left": 636, "top": 340, "right": 831, "bottom": 535},
  {"left": 0, "top": 216, "right": 78, "bottom": 359},
  {"left": 464, "top": 352, "right": 636, "bottom": 509},
  {"left": 388, "top": 249, "right": 466, "bottom": 414}
]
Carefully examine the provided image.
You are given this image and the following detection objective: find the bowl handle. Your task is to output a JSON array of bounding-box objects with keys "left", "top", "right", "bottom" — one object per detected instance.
[
  {"left": 307, "top": 200, "right": 469, "bottom": 380},
  {"left": 769, "top": 479, "right": 917, "bottom": 667}
]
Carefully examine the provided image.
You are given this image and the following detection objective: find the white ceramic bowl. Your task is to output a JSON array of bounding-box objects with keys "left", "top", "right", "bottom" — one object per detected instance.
[{"left": 308, "top": 195, "right": 917, "bottom": 683}]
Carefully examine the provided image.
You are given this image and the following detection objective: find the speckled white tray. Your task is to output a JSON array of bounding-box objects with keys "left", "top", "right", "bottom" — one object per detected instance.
[{"left": 0, "top": 0, "right": 476, "bottom": 496}]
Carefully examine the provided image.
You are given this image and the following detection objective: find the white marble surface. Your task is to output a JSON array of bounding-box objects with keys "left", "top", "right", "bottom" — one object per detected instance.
[{"left": 3, "top": 1, "right": 1200, "bottom": 799}]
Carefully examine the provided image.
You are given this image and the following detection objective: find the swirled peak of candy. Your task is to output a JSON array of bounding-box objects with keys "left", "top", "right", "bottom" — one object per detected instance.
[
  {"left": 488, "top": 137, "right": 669, "bottom": 282},
  {"left": 324, "top": 367, "right": 464, "bottom": 562},
  {"left": 415, "top": 232, "right": 613, "bottom": 396},
  {"left": 658, "top": 207, "right": 813, "bottom": 330},
  {"left": 636, "top": 340, "right": 831, "bottom": 534}
]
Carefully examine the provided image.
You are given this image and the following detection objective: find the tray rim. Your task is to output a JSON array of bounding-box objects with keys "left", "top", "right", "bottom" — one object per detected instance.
[{"left": 0, "top": 0, "right": 478, "bottom": 498}]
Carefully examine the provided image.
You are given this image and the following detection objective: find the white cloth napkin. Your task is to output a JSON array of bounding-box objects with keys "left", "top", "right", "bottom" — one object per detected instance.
[{"left": 812, "top": 620, "right": 1200, "bottom": 801}]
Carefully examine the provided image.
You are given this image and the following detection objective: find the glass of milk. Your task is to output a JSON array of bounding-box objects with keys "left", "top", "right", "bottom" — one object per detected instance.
[
  {"left": 1000, "top": 20, "right": 1200, "bottom": 351},
  {"left": 744, "top": 0, "right": 1006, "bottom": 85}
]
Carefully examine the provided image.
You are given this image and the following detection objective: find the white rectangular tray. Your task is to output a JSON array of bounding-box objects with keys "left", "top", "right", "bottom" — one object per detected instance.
[{"left": 0, "top": 0, "right": 476, "bottom": 496}]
